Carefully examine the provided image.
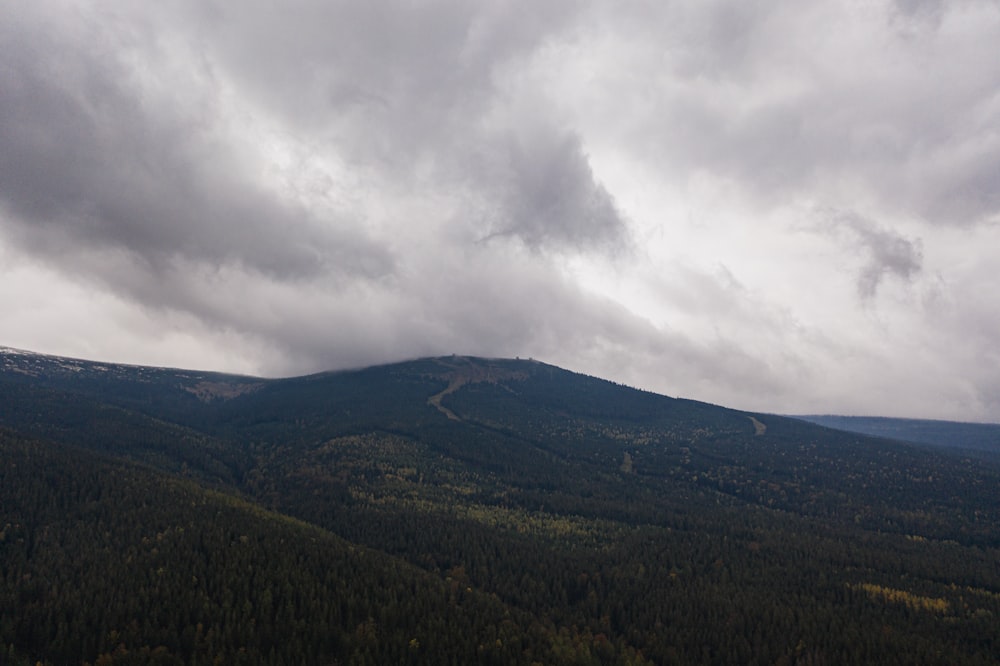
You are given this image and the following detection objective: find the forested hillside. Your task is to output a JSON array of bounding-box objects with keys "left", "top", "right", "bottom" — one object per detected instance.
[
  {"left": 0, "top": 430, "right": 559, "bottom": 665},
  {"left": 2, "top": 348, "right": 999, "bottom": 664}
]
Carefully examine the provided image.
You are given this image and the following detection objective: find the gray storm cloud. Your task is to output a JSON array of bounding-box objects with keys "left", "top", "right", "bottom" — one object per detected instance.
[
  {"left": 584, "top": 0, "right": 1000, "bottom": 227},
  {"left": 477, "top": 130, "right": 628, "bottom": 252},
  {"left": 814, "top": 210, "right": 923, "bottom": 299},
  {"left": 0, "top": 5, "right": 393, "bottom": 284},
  {"left": 1, "top": 0, "right": 999, "bottom": 422},
  {"left": 0, "top": 1, "right": 633, "bottom": 362}
]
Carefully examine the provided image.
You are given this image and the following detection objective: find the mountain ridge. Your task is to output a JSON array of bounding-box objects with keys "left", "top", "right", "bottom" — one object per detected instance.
[
  {"left": 794, "top": 413, "right": 1000, "bottom": 453},
  {"left": 2, "top": 345, "right": 999, "bottom": 664}
]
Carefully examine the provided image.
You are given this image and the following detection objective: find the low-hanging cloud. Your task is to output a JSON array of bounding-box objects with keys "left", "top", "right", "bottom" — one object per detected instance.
[
  {"left": 477, "top": 130, "right": 629, "bottom": 253},
  {"left": 0, "top": 0, "right": 632, "bottom": 361},
  {"left": 2, "top": 0, "right": 999, "bottom": 422},
  {"left": 0, "top": 5, "right": 393, "bottom": 283},
  {"left": 575, "top": 0, "right": 1000, "bottom": 227},
  {"left": 814, "top": 209, "right": 923, "bottom": 299}
]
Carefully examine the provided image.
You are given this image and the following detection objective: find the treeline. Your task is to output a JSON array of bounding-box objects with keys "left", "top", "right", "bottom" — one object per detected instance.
[
  {"left": 1, "top": 431, "right": 650, "bottom": 665},
  {"left": 271, "top": 464, "right": 1000, "bottom": 665}
]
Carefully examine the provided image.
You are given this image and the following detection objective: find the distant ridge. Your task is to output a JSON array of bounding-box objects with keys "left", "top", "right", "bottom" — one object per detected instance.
[{"left": 793, "top": 414, "right": 1000, "bottom": 454}]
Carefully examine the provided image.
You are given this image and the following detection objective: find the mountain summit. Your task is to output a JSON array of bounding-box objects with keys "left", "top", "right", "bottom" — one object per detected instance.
[{"left": 2, "top": 347, "right": 999, "bottom": 664}]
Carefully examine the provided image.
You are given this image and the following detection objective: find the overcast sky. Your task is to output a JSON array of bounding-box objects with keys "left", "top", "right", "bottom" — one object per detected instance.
[{"left": 2, "top": 0, "right": 999, "bottom": 422}]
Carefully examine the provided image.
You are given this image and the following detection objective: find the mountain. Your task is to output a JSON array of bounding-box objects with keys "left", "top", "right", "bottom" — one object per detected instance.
[
  {"left": 794, "top": 414, "right": 1000, "bottom": 457},
  {"left": 0, "top": 429, "right": 546, "bottom": 665},
  {"left": 2, "top": 346, "right": 999, "bottom": 665}
]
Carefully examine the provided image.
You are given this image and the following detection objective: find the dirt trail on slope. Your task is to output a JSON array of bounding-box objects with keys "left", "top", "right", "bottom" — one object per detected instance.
[
  {"left": 748, "top": 416, "right": 767, "bottom": 436},
  {"left": 427, "top": 376, "right": 467, "bottom": 421},
  {"left": 426, "top": 357, "right": 529, "bottom": 421}
]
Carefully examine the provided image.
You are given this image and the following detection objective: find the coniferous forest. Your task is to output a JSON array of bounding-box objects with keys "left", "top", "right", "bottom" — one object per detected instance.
[{"left": 1, "top": 348, "right": 999, "bottom": 665}]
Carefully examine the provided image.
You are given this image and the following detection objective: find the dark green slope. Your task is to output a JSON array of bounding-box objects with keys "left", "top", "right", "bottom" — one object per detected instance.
[
  {"left": 0, "top": 430, "right": 587, "bottom": 666},
  {"left": 2, "top": 349, "right": 1000, "bottom": 664},
  {"left": 0, "top": 346, "right": 261, "bottom": 431},
  {"left": 0, "top": 379, "right": 246, "bottom": 485}
]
